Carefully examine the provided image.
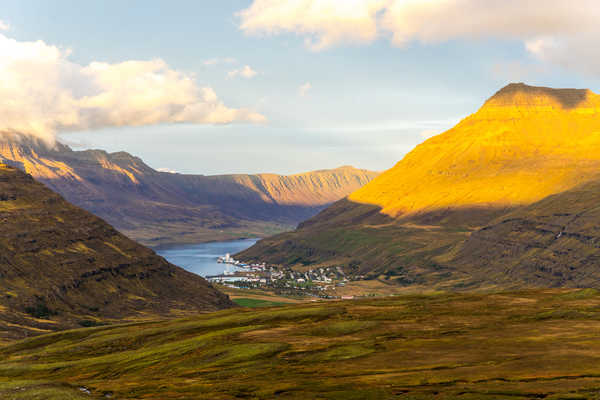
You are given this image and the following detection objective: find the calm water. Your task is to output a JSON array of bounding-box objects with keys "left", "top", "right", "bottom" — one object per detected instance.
[{"left": 156, "top": 238, "right": 258, "bottom": 277}]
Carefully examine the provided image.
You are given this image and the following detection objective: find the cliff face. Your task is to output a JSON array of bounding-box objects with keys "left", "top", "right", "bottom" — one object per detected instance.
[
  {"left": 0, "top": 135, "right": 377, "bottom": 246},
  {"left": 0, "top": 164, "right": 233, "bottom": 342},
  {"left": 238, "top": 84, "right": 600, "bottom": 290},
  {"left": 212, "top": 166, "right": 376, "bottom": 207}
]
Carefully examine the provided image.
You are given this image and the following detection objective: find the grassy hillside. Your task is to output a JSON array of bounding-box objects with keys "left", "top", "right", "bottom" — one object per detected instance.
[
  {"left": 451, "top": 178, "right": 600, "bottom": 288},
  {"left": 0, "top": 163, "right": 232, "bottom": 343},
  {"left": 237, "top": 198, "right": 505, "bottom": 288},
  {"left": 3, "top": 290, "right": 600, "bottom": 399}
]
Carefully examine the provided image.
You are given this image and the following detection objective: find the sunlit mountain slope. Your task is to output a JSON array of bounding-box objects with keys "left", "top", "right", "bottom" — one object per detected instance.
[
  {"left": 350, "top": 83, "right": 600, "bottom": 217},
  {"left": 239, "top": 83, "right": 600, "bottom": 289}
]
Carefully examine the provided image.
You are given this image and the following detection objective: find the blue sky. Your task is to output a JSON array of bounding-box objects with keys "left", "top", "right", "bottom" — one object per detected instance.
[{"left": 1, "top": 1, "right": 600, "bottom": 174}]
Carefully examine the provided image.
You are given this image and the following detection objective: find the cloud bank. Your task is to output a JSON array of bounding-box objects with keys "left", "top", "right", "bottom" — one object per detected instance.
[
  {"left": 0, "top": 34, "right": 265, "bottom": 144},
  {"left": 0, "top": 20, "right": 9, "bottom": 31},
  {"left": 238, "top": 0, "right": 385, "bottom": 51},
  {"left": 238, "top": 0, "right": 600, "bottom": 74}
]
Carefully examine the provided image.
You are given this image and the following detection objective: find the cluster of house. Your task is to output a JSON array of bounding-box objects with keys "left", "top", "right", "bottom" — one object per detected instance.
[
  {"left": 217, "top": 253, "right": 246, "bottom": 266},
  {"left": 207, "top": 261, "right": 352, "bottom": 297}
]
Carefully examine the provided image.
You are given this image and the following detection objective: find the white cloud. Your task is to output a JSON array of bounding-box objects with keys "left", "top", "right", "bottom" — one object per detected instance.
[
  {"left": 237, "top": 0, "right": 386, "bottom": 51},
  {"left": 238, "top": 0, "right": 600, "bottom": 75},
  {"left": 524, "top": 36, "right": 600, "bottom": 76},
  {"left": 227, "top": 65, "right": 258, "bottom": 79},
  {"left": 0, "top": 33, "right": 265, "bottom": 144},
  {"left": 0, "top": 20, "right": 9, "bottom": 31},
  {"left": 203, "top": 57, "right": 237, "bottom": 66},
  {"left": 298, "top": 82, "right": 312, "bottom": 96}
]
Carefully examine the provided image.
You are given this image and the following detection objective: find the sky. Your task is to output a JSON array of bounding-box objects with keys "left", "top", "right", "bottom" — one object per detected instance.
[{"left": 2, "top": 0, "right": 600, "bottom": 175}]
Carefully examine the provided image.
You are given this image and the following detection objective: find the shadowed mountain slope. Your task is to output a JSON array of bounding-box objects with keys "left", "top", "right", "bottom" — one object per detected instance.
[
  {"left": 0, "top": 164, "right": 233, "bottom": 342},
  {"left": 451, "top": 179, "right": 600, "bottom": 288},
  {"left": 0, "top": 136, "right": 377, "bottom": 247},
  {"left": 238, "top": 83, "right": 600, "bottom": 290}
]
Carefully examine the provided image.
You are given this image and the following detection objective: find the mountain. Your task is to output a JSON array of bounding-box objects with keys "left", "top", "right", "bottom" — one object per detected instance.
[
  {"left": 0, "top": 163, "right": 233, "bottom": 342},
  {"left": 349, "top": 82, "right": 600, "bottom": 217},
  {"left": 0, "top": 135, "right": 378, "bottom": 247},
  {"left": 238, "top": 83, "right": 600, "bottom": 289}
]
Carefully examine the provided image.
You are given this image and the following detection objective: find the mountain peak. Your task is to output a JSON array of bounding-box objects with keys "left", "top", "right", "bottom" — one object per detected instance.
[
  {"left": 482, "top": 82, "right": 595, "bottom": 110},
  {"left": 347, "top": 83, "right": 600, "bottom": 218}
]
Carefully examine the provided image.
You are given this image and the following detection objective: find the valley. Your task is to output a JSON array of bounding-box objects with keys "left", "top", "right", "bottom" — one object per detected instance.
[
  {"left": 3, "top": 3, "right": 599, "bottom": 399},
  {"left": 3, "top": 80, "right": 600, "bottom": 398}
]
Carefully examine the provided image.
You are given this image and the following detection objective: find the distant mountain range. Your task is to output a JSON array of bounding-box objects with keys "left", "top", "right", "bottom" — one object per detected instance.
[
  {"left": 239, "top": 83, "right": 600, "bottom": 290},
  {"left": 0, "top": 136, "right": 378, "bottom": 247},
  {"left": 0, "top": 164, "right": 233, "bottom": 342}
]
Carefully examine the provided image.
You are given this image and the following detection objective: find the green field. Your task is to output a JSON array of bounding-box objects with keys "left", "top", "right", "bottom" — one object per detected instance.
[
  {"left": 232, "top": 298, "right": 288, "bottom": 308},
  {"left": 3, "top": 290, "right": 600, "bottom": 399}
]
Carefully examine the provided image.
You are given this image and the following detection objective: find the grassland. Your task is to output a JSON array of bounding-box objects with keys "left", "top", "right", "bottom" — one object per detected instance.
[
  {"left": 4, "top": 289, "right": 600, "bottom": 399},
  {"left": 215, "top": 284, "right": 306, "bottom": 304},
  {"left": 232, "top": 298, "right": 289, "bottom": 308},
  {"left": 238, "top": 203, "right": 477, "bottom": 287}
]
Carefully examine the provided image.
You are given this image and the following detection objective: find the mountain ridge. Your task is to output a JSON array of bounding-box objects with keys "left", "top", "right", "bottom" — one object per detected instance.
[
  {"left": 0, "top": 135, "right": 378, "bottom": 246},
  {"left": 348, "top": 83, "right": 600, "bottom": 218}
]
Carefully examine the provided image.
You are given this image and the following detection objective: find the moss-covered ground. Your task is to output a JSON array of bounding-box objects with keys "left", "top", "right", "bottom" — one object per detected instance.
[{"left": 4, "top": 290, "right": 600, "bottom": 399}]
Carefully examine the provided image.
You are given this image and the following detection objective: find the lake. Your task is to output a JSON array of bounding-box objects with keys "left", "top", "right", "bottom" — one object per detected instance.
[{"left": 156, "top": 238, "right": 258, "bottom": 277}]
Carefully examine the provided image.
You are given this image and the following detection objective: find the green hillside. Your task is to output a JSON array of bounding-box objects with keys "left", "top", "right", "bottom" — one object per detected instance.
[
  {"left": 3, "top": 290, "right": 600, "bottom": 399},
  {"left": 0, "top": 163, "right": 233, "bottom": 342}
]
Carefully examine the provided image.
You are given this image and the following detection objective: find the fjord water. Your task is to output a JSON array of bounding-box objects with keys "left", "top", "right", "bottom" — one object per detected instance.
[{"left": 156, "top": 239, "right": 258, "bottom": 277}]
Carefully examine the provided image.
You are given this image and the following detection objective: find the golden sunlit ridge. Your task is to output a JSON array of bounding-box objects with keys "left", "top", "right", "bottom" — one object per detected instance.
[{"left": 349, "top": 83, "right": 600, "bottom": 217}]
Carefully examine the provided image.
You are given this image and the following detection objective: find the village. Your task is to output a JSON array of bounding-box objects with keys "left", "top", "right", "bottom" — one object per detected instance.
[{"left": 210, "top": 253, "right": 359, "bottom": 299}]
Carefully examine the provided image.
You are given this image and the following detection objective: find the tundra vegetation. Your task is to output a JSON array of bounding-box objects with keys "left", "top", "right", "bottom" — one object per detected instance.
[{"left": 3, "top": 290, "right": 600, "bottom": 399}]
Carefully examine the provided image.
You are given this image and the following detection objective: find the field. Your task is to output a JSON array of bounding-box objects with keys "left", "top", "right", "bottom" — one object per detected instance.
[
  {"left": 216, "top": 284, "right": 307, "bottom": 306},
  {"left": 3, "top": 289, "right": 600, "bottom": 399},
  {"left": 232, "top": 298, "right": 289, "bottom": 308}
]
